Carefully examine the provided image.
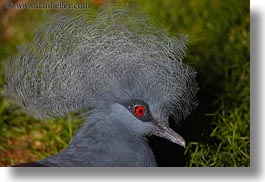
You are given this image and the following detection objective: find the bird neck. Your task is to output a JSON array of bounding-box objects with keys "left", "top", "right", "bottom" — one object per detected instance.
[{"left": 39, "top": 109, "right": 157, "bottom": 166}]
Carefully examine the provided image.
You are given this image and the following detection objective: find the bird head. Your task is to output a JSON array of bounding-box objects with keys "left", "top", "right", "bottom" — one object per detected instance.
[
  {"left": 118, "top": 99, "right": 185, "bottom": 147},
  {"left": 4, "top": 7, "right": 198, "bottom": 148}
]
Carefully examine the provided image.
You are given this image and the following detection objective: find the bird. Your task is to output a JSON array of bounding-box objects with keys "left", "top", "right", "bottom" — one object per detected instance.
[{"left": 4, "top": 6, "right": 198, "bottom": 167}]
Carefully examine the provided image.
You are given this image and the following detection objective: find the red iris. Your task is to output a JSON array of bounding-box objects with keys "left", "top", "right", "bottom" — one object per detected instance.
[{"left": 135, "top": 105, "right": 145, "bottom": 117}]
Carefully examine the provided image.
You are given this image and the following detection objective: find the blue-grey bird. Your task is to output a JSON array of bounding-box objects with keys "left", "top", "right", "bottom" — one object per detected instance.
[{"left": 4, "top": 6, "right": 198, "bottom": 167}]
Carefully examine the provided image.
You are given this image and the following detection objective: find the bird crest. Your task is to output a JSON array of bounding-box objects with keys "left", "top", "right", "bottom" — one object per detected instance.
[{"left": 4, "top": 6, "right": 198, "bottom": 123}]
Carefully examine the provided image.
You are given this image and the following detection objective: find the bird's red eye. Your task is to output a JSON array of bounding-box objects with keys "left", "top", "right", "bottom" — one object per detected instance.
[{"left": 135, "top": 105, "right": 145, "bottom": 117}]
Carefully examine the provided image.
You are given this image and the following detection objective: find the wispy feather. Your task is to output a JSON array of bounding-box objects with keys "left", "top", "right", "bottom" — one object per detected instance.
[{"left": 4, "top": 6, "right": 198, "bottom": 122}]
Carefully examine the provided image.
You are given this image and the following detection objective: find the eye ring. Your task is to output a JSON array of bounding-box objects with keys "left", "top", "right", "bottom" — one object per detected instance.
[{"left": 134, "top": 105, "right": 145, "bottom": 117}]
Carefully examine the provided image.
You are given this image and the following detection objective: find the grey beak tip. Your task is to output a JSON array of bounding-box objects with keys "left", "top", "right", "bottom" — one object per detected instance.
[
  {"left": 150, "top": 121, "right": 186, "bottom": 148},
  {"left": 182, "top": 141, "right": 186, "bottom": 148},
  {"left": 175, "top": 138, "right": 186, "bottom": 148}
]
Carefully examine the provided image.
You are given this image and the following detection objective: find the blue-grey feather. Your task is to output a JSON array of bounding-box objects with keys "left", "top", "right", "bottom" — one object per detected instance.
[
  {"left": 38, "top": 104, "right": 157, "bottom": 166},
  {"left": 4, "top": 7, "right": 198, "bottom": 124}
]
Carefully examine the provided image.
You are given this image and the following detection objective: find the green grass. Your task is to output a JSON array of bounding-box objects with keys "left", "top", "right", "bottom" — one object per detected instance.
[
  {"left": 0, "top": 0, "right": 249, "bottom": 166},
  {"left": 0, "top": 99, "right": 83, "bottom": 166}
]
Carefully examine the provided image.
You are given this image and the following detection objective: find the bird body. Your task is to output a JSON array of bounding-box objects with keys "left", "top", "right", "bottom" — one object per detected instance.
[{"left": 4, "top": 6, "right": 198, "bottom": 167}]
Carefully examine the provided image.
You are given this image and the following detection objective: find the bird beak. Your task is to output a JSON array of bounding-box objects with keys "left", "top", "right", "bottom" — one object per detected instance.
[{"left": 149, "top": 120, "right": 186, "bottom": 148}]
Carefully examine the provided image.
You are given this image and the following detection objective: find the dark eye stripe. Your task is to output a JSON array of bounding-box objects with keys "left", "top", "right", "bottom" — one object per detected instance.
[{"left": 120, "top": 99, "right": 153, "bottom": 122}]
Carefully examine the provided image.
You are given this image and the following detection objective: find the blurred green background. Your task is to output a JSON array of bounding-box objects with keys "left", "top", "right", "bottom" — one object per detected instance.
[{"left": 0, "top": 0, "right": 249, "bottom": 166}]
